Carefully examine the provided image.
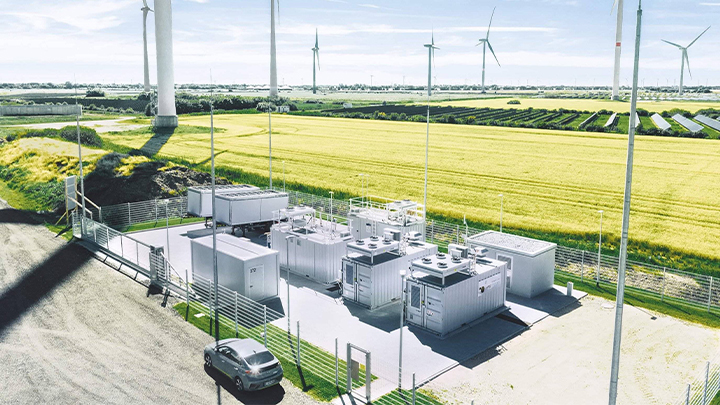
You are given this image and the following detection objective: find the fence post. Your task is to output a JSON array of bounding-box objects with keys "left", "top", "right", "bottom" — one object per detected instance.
[
  {"left": 412, "top": 373, "right": 416, "bottom": 405},
  {"left": 335, "top": 338, "right": 339, "bottom": 387},
  {"left": 263, "top": 306, "right": 268, "bottom": 348},
  {"left": 296, "top": 321, "right": 301, "bottom": 367},
  {"left": 708, "top": 277, "right": 714, "bottom": 312},
  {"left": 456, "top": 225, "right": 459, "bottom": 244},
  {"left": 346, "top": 343, "right": 351, "bottom": 394},
  {"left": 431, "top": 221, "right": 434, "bottom": 244},
  {"left": 154, "top": 199, "right": 158, "bottom": 225},
  {"left": 136, "top": 242, "right": 139, "bottom": 265},
  {"left": 105, "top": 227, "right": 110, "bottom": 249},
  {"left": 662, "top": 267, "right": 666, "bottom": 302},
  {"left": 365, "top": 350, "right": 371, "bottom": 403},
  {"left": 704, "top": 361, "right": 710, "bottom": 405},
  {"left": 127, "top": 202, "right": 131, "bottom": 226},
  {"left": 185, "top": 269, "right": 190, "bottom": 321},
  {"left": 580, "top": 250, "right": 585, "bottom": 283},
  {"left": 687, "top": 383, "right": 691, "bottom": 405},
  {"left": 234, "top": 292, "right": 239, "bottom": 338}
]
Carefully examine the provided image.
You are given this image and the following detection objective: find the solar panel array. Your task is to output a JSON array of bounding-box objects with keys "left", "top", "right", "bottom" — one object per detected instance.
[
  {"left": 695, "top": 115, "right": 720, "bottom": 132},
  {"left": 672, "top": 114, "right": 704, "bottom": 133},
  {"left": 651, "top": 113, "right": 671, "bottom": 131}
]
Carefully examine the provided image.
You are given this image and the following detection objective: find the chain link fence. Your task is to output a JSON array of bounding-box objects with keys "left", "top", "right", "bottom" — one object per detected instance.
[{"left": 673, "top": 353, "right": 720, "bottom": 405}]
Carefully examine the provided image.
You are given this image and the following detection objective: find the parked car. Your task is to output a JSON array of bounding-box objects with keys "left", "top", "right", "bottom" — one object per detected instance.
[{"left": 204, "top": 338, "right": 283, "bottom": 391}]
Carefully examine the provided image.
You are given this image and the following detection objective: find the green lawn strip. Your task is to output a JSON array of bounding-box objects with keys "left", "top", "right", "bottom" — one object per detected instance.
[
  {"left": 639, "top": 115, "right": 656, "bottom": 129},
  {"left": 0, "top": 113, "right": 124, "bottom": 126},
  {"left": 711, "top": 389, "right": 720, "bottom": 405},
  {"left": 555, "top": 272, "right": 720, "bottom": 328},
  {"left": 175, "top": 302, "right": 373, "bottom": 401},
  {"left": 373, "top": 388, "right": 444, "bottom": 405},
  {"left": 615, "top": 115, "right": 629, "bottom": 133},
  {"left": 0, "top": 179, "right": 74, "bottom": 240},
  {"left": 569, "top": 113, "right": 593, "bottom": 128},
  {"left": 123, "top": 216, "right": 205, "bottom": 233}
]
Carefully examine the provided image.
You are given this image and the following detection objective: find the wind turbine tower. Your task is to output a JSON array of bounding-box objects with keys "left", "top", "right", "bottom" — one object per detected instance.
[
  {"left": 312, "top": 29, "right": 320, "bottom": 94},
  {"left": 141, "top": 0, "right": 153, "bottom": 93},
  {"left": 477, "top": 7, "right": 500, "bottom": 93},
  {"left": 663, "top": 26, "right": 711, "bottom": 96},
  {"left": 424, "top": 33, "right": 438, "bottom": 96},
  {"left": 153, "top": 0, "right": 177, "bottom": 128},
  {"left": 612, "top": 0, "right": 623, "bottom": 100},
  {"left": 270, "top": 0, "right": 279, "bottom": 97}
]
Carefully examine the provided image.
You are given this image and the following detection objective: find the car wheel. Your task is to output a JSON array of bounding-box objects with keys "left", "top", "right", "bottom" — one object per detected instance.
[
  {"left": 204, "top": 354, "right": 212, "bottom": 368},
  {"left": 235, "top": 377, "right": 244, "bottom": 392}
]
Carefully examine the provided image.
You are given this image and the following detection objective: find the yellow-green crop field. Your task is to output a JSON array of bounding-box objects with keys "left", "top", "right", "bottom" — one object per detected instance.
[
  {"left": 103, "top": 114, "right": 720, "bottom": 259},
  {"left": 431, "top": 97, "right": 720, "bottom": 114}
]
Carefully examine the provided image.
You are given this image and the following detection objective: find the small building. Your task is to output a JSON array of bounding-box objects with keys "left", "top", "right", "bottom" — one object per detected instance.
[
  {"left": 191, "top": 234, "right": 279, "bottom": 302},
  {"left": 270, "top": 206, "right": 353, "bottom": 284},
  {"left": 276, "top": 105, "right": 290, "bottom": 113},
  {"left": 347, "top": 197, "right": 426, "bottom": 240},
  {"left": 466, "top": 231, "right": 556, "bottom": 299},
  {"left": 342, "top": 231, "right": 437, "bottom": 310},
  {"left": 342, "top": 102, "right": 353, "bottom": 109},
  {"left": 215, "top": 190, "right": 289, "bottom": 230},
  {"left": 405, "top": 244, "right": 507, "bottom": 338},
  {"left": 187, "top": 184, "right": 259, "bottom": 218}
]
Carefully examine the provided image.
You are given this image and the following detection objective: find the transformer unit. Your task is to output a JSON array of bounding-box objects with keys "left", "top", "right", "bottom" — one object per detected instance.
[
  {"left": 187, "top": 184, "right": 259, "bottom": 218},
  {"left": 270, "top": 206, "right": 353, "bottom": 284},
  {"left": 405, "top": 244, "right": 507, "bottom": 338},
  {"left": 347, "top": 196, "right": 426, "bottom": 240},
  {"left": 342, "top": 230, "right": 437, "bottom": 310},
  {"left": 191, "top": 234, "right": 279, "bottom": 302},
  {"left": 215, "top": 190, "right": 289, "bottom": 232},
  {"left": 466, "top": 231, "right": 556, "bottom": 299}
]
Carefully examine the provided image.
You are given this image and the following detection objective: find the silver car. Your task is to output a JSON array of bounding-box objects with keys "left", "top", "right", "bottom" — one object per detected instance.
[{"left": 204, "top": 338, "right": 284, "bottom": 391}]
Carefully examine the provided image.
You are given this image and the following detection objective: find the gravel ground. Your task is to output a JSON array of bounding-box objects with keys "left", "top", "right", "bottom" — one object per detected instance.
[
  {"left": 426, "top": 295, "right": 720, "bottom": 405},
  {"left": 8, "top": 119, "right": 144, "bottom": 133},
  {"left": 0, "top": 199, "right": 320, "bottom": 405}
]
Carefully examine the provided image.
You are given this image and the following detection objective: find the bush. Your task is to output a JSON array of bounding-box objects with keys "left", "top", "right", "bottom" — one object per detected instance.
[
  {"left": 507, "top": 100, "right": 521, "bottom": 105},
  {"left": 58, "top": 126, "right": 103, "bottom": 147},
  {"left": 86, "top": 89, "right": 105, "bottom": 97},
  {"left": 145, "top": 103, "right": 154, "bottom": 117}
]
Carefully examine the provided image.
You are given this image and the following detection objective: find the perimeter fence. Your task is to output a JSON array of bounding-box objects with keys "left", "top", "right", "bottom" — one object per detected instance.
[
  {"left": 92, "top": 190, "right": 720, "bottom": 313},
  {"left": 672, "top": 352, "right": 720, "bottom": 405}
]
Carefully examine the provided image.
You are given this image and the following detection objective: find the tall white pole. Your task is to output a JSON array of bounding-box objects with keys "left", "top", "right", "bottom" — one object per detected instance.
[
  {"left": 612, "top": 0, "right": 624, "bottom": 100},
  {"left": 142, "top": 4, "right": 152, "bottom": 93},
  {"left": 399, "top": 271, "right": 406, "bottom": 391},
  {"left": 269, "top": 107, "right": 273, "bottom": 189},
  {"left": 269, "top": 0, "right": 278, "bottom": 97},
  {"left": 424, "top": 45, "right": 431, "bottom": 217},
  {"left": 75, "top": 80, "right": 86, "bottom": 233},
  {"left": 609, "top": 2, "right": 642, "bottom": 403},
  {"left": 154, "top": 0, "right": 177, "bottom": 128},
  {"left": 597, "top": 210, "right": 604, "bottom": 286},
  {"left": 210, "top": 74, "right": 219, "bottom": 345},
  {"left": 481, "top": 42, "right": 487, "bottom": 93}
]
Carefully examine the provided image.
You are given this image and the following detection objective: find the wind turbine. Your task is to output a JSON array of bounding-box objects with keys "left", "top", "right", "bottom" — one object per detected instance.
[
  {"left": 662, "top": 26, "right": 711, "bottom": 96},
  {"left": 611, "top": 0, "right": 624, "bottom": 100},
  {"left": 269, "top": 0, "right": 279, "bottom": 97},
  {"left": 423, "top": 32, "right": 438, "bottom": 218},
  {"left": 141, "top": 0, "right": 153, "bottom": 93},
  {"left": 312, "top": 29, "right": 320, "bottom": 94},
  {"left": 476, "top": 7, "right": 500, "bottom": 93}
]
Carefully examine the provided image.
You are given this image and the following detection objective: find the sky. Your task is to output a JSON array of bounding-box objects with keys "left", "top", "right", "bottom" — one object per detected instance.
[{"left": 0, "top": 0, "right": 718, "bottom": 86}]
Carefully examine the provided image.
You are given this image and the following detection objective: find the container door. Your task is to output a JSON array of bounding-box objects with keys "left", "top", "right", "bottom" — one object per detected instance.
[
  {"left": 247, "top": 264, "right": 265, "bottom": 301},
  {"left": 423, "top": 286, "right": 443, "bottom": 334},
  {"left": 356, "top": 264, "right": 372, "bottom": 307},
  {"left": 405, "top": 281, "right": 424, "bottom": 325},
  {"left": 288, "top": 238, "right": 297, "bottom": 274},
  {"left": 343, "top": 261, "right": 356, "bottom": 301}
]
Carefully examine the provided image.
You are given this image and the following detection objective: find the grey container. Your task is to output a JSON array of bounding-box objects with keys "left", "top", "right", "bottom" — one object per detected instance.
[
  {"left": 405, "top": 253, "right": 507, "bottom": 338},
  {"left": 347, "top": 199, "right": 426, "bottom": 240},
  {"left": 191, "top": 234, "right": 279, "bottom": 302},
  {"left": 342, "top": 238, "right": 437, "bottom": 310},
  {"left": 466, "top": 231, "right": 556, "bottom": 299},
  {"left": 187, "top": 184, "right": 259, "bottom": 218},
  {"left": 215, "top": 190, "right": 289, "bottom": 226},
  {"left": 271, "top": 221, "right": 353, "bottom": 284}
]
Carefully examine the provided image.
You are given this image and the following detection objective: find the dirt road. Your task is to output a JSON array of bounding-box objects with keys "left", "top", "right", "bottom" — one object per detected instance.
[{"left": 0, "top": 200, "right": 319, "bottom": 405}]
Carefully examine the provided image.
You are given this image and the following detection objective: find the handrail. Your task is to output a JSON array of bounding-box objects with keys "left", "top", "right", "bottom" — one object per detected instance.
[
  {"left": 67, "top": 197, "right": 93, "bottom": 220},
  {"left": 77, "top": 191, "right": 103, "bottom": 222}
]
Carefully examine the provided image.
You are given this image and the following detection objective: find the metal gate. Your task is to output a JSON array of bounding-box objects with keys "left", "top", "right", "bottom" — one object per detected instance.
[{"left": 347, "top": 343, "right": 372, "bottom": 403}]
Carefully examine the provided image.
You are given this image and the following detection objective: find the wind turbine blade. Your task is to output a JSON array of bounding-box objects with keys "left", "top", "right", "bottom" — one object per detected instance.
[
  {"left": 684, "top": 51, "right": 692, "bottom": 79},
  {"left": 486, "top": 6, "right": 496, "bottom": 40},
  {"left": 661, "top": 39, "right": 683, "bottom": 49},
  {"left": 611, "top": 0, "right": 618, "bottom": 14},
  {"left": 143, "top": 0, "right": 148, "bottom": 8},
  {"left": 687, "top": 26, "right": 711, "bottom": 48},
  {"left": 315, "top": 28, "right": 319, "bottom": 48},
  {"left": 487, "top": 41, "right": 500, "bottom": 67}
]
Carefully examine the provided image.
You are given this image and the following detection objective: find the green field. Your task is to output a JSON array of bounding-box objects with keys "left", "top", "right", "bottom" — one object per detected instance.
[{"left": 101, "top": 114, "right": 720, "bottom": 262}]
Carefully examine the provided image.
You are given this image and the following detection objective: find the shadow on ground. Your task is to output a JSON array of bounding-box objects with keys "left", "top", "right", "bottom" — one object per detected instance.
[
  {"left": 139, "top": 127, "right": 177, "bottom": 156},
  {"left": 203, "top": 364, "right": 286, "bottom": 404}
]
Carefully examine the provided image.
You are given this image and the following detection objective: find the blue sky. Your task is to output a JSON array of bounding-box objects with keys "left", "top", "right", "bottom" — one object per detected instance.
[{"left": 0, "top": 0, "right": 718, "bottom": 86}]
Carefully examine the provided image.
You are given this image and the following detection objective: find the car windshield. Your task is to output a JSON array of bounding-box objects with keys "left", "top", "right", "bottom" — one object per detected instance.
[{"left": 245, "top": 351, "right": 275, "bottom": 366}]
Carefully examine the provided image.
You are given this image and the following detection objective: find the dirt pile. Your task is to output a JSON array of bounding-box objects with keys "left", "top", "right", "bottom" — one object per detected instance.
[{"left": 84, "top": 152, "right": 230, "bottom": 206}]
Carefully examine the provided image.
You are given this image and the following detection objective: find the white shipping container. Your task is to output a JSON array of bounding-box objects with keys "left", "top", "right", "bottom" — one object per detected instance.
[
  {"left": 347, "top": 198, "right": 426, "bottom": 240},
  {"left": 215, "top": 190, "right": 289, "bottom": 226},
  {"left": 342, "top": 239, "right": 437, "bottom": 310},
  {"left": 467, "top": 231, "right": 556, "bottom": 299},
  {"left": 405, "top": 253, "right": 507, "bottom": 338},
  {"left": 191, "top": 234, "right": 279, "bottom": 302},
  {"left": 187, "top": 185, "right": 259, "bottom": 218}
]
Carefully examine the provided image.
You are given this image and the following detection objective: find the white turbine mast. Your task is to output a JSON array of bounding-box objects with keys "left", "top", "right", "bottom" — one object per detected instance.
[
  {"left": 270, "top": 0, "right": 280, "bottom": 97},
  {"left": 424, "top": 32, "right": 439, "bottom": 97},
  {"left": 662, "top": 26, "right": 711, "bottom": 96},
  {"left": 312, "top": 29, "right": 320, "bottom": 94},
  {"left": 611, "top": 0, "right": 623, "bottom": 100},
  {"left": 141, "top": 0, "right": 153, "bottom": 93},
  {"left": 476, "top": 7, "right": 500, "bottom": 94}
]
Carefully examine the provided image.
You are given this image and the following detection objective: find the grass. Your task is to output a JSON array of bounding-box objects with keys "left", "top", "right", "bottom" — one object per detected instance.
[
  {"left": 373, "top": 388, "right": 444, "bottom": 405},
  {"left": 0, "top": 113, "right": 123, "bottom": 126},
  {"left": 124, "top": 216, "right": 205, "bottom": 233},
  {"left": 555, "top": 272, "right": 720, "bottom": 328},
  {"left": 175, "top": 301, "right": 371, "bottom": 402},
  {"left": 100, "top": 114, "right": 720, "bottom": 267},
  {"left": 432, "top": 97, "right": 720, "bottom": 114}
]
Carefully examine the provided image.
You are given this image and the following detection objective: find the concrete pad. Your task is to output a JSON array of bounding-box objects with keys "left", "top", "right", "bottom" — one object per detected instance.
[{"left": 505, "top": 286, "right": 588, "bottom": 326}]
